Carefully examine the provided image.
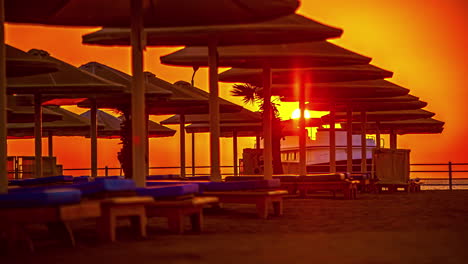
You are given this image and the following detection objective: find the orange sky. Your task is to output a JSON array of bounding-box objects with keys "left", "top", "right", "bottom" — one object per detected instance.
[{"left": 5, "top": 0, "right": 468, "bottom": 176}]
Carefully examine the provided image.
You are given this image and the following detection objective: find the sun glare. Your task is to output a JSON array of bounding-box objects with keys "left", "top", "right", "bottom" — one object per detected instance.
[{"left": 291, "top": 109, "right": 311, "bottom": 119}]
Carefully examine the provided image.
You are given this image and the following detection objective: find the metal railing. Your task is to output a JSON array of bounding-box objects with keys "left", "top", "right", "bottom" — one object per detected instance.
[{"left": 410, "top": 162, "right": 468, "bottom": 190}]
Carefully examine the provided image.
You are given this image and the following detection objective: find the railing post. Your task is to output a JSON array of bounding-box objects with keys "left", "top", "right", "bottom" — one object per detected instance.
[
  {"left": 448, "top": 161, "right": 453, "bottom": 191},
  {"left": 105, "top": 166, "right": 109, "bottom": 177}
]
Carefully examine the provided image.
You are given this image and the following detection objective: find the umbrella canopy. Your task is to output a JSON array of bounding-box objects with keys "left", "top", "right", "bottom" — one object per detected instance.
[
  {"left": 6, "top": 45, "right": 58, "bottom": 77},
  {"left": 322, "top": 109, "right": 436, "bottom": 123},
  {"left": 7, "top": 50, "right": 126, "bottom": 96},
  {"left": 161, "top": 108, "right": 261, "bottom": 125},
  {"left": 80, "top": 109, "right": 175, "bottom": 138},
  {"left": 146, "top": 78, "right": 242, "bottom": 115},
  {"left": 306, "top": 99, "right": 427, "bottom": 112},
  {"left": 82, "top": 14, "right": 343, "bottom": 47},
  {"left": 1, "top": 0, "right": 299, "bottom": 190},
  {"left": 5, "top": 0, "right": 299, "bottom": 27},
  {"left": 276, "top": 80, "right": 410, "bottom": 99},
  {"left": 7, "top": 105, "right": 98, "bottom": 138},
  {"left": 7, "top": 105, "right": 62, "bottom": 123},
  {"left": 219, "top": 64, "right": 393, "bottom": 85},
  {"left": 339, "top": 118, "right": 444, "bottom": 135},
  {"left": 160, "top": 41, "right": 372, "bottom": 68}
]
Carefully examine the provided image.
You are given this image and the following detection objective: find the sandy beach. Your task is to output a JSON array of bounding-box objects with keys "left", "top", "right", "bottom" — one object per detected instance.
[{"left": 2, "top": 190, "right": 468, "bottom": 264}]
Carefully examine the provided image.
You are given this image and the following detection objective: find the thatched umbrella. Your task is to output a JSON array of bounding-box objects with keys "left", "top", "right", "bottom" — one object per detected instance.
[
  {"left": 6, "top": 45, "right": 58, "bottom": 77},
  {"left": 219, "top": 64, "right": 393, "bottom": 85},
  {"left": 7, "top": 50, "right": 125, "bottom": 178},
  {"left": 75, "top": 62, "right": 239, "bottom": 178},
  {"left": 1, "top": 0, "right": 298, "bottom": 192},
  {"left": 83, "top": 13, "right": 344, "bottom": 182},
  {"left": 7, "top": 105, "right": 101, "bottom": 158},
  {"left": 161, "top": 41, "right": 371, "bottom": 179},
  {"left": 81, "top": 109, "right": 175, "bottom": 139},
  {"left": 163, "top": 108, "right": 261, "bottom": 176}
]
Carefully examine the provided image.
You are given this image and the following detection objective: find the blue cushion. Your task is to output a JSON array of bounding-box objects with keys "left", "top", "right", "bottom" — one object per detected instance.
[
  {"left": 0, "top": 188, "right": 81, "bottom": 208},
  {"left": 136, "top": 184, "right": 199, "bottom": 198},
  {"left": 298, "top": 173, "right": 348, "bottom": 182},
  {"left": 75, "top": 179, "right": 136, "bottom": 196},
  {"left": 273, "top": 175, "right": 300, "bottom": 182},
  {"left": 146, "top": 180, "right": 190, "bottom": 186},
  {"left": 147, "top": 174, "right": 182, "bottom": 180},
  {"left": 73, "top": 176, "right": 91, "bottom": 183},
  {"left": 224, "top": 176, "right": 264, "bottom": 181},
  {"left": 9, "top": 175, "right": 74, "bottom": 186},
  {"left": 94, "top": 176, "right": 125, "bottom": 181},
  {"left": 185, "top": 176, "right": 211, "bottom": 181}
]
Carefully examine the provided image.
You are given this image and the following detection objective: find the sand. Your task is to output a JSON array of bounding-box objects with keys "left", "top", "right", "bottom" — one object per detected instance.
[{"left": 2, "top": 190, "right": 468, "bottom": 264}]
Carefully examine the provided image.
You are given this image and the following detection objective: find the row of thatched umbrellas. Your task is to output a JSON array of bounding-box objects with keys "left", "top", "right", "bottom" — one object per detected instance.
[
  {"left": 0, "top": 1, "right": 444, "bottom": 193},
  {"left": 0, "top": 0, "right": 301, "bottom": 193}
]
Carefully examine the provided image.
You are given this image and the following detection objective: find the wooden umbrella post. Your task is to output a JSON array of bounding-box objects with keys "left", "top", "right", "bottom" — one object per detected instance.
[
  {"left": 179, "top": 114, "right": 186, "bottom": 178},
  {"left": 298, "top": 81, "right": 307, "bottom": 176},
  {"left": 90, "top": 98, "right": 98, "bottom": 178},
  {"left": 34, "top": 93, "right": 42, "bottom": 178},
  {"left": 130, "top": 0, "right": 147, "bottom": 187},
  {"left": 262, "top": 66, "right": 273, "bottom": 180},
  {"left": 191, "top": 132, "right": 195, "bottom": 177},
  {"left": 0, "top": 0, "right": 6, "bottom": 193},
  {"left": 390, "top": 129, "right": 397, "bottom": 150},
  {"left": 376, "top": 121, "right": 381, "bottom": 149},
  {"left": 48, "top": 133, "right": 53, "bottom": 157},
  {"left": 346, "top": 106, "right": 353, "bottom": 173},
  {"left": 208, "top": 39, "right": 221, "bottom": 182},
  {"left": 360, "top": 111, "right": 367, "bottom": 173},
  {"left": 329, "top": 104, "right": 336, "bottom": 173},
  {"left": 233, "top": 130, "right": 238, "bottom": 176}
]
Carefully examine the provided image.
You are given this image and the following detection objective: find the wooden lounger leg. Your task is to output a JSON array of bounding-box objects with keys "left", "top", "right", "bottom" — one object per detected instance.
[
  {"left": 47, "top": 222, "right": 75, "bottom": 247},
  {"left": 97, "top": 210, "right": 116, "bottom": 242},
  {"left": 272, "top": 200, "right": 283, "bottom": 216},
  {"left": 5, "top": 224, "right": 34, "bottom": 253},
  {"left": 256, "top": 199, "right": 269, "bottom": 219},
  {"left": 190, "top": 211, "right": 203, "bottom": 232},
  {"left": 167, "top": 211, "right": 185, "bottom": 234},
  {"left": 130, "top": 213, "right": 147, "bottom": 238}
]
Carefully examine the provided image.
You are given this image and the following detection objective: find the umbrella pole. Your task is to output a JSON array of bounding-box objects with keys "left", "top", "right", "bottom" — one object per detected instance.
[
  {"left": 179, "top": 114, "right": 186, "bottom": 178},
  {"left": 233, "top": 130, "right": 238, "bottom": 176},
  {"left": 48, "top": 133, "right": 53, "bottom": 157},
  {"left": 208, "top": 39, "right": 221, "bottom": 182},
  {"left": 360, "top": 111, "right": 367, "bottom": 173},
  {"left": 346, "top": 106, "right": 353, "bottom": 173},
  {"left": 192, "top": 132, "right": 195, "bottom": 177},
  {"left": 256, "top": 135, "right": 260, "bottom": 150},
  {"left": 0, "top": 0, "right": 6, "bottom": 193},
  {"left": 298, "top": 85, "right": 307, "bottom": 176},
  {"left": 130, "top": 0, "right": 147, "bottom": 187},
  {"left": 376, "top": 121, "right": 381, "bottom": 149},
  {"left": 329, "top": 104, "right": 336, "bottom": 173},
  {"left": 262, "top": 67, "right": 273, "bottom": 180},
  {"left": 90, "top": 98, "right": 98, "bottom": 177},
  {"left": 390, "top": 129, "right": 397, "bottom": 150},
  {"left": 34, "top": 94, "right": 43, "bottom": 178}
]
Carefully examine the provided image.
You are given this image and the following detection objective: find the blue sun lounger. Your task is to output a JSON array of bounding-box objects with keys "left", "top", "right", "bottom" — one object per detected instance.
[
  {"left": 0, "top": 188, "right": 101, "bottom": 252},
  {"left": 136, "top": 184, "right": 218, "bottom": 234}
]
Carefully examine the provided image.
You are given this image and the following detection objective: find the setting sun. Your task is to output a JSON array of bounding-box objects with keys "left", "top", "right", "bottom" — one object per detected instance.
[{"left": 291, "top": 109, "right": 311, "bottom": 119}]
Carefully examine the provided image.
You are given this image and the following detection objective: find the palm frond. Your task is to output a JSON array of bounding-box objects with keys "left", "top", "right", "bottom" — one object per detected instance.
[{"left": 231, "top": 83, "right": 259, "bottom": 105}]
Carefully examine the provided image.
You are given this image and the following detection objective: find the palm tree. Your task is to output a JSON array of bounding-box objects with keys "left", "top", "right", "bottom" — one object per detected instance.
[
  {"left": 231, "top": 83, "right": 284, "bottom": 174},
  {"left": 115, "top": 106, "right": 132, "bottom": 179}
]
